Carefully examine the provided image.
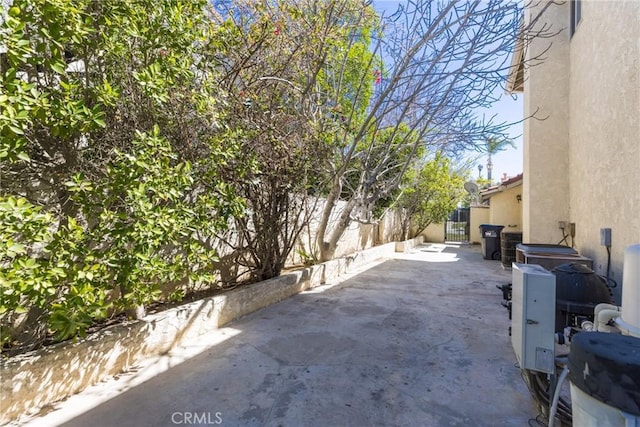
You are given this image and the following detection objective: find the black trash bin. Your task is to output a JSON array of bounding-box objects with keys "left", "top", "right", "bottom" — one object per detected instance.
[{"left": 479, "top": 224, "right": 505, "bottom": 260}]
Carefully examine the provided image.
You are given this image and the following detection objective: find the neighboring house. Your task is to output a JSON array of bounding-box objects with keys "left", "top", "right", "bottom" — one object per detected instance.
[
  {"left": 481, "top": 173, "right": 523, "bottom": 231},
  {"left": 507, "top": 0, "right": 640, "bottom": 303},
  {"left": 470, "top": 174, "right": 523, "bottom": 244}
]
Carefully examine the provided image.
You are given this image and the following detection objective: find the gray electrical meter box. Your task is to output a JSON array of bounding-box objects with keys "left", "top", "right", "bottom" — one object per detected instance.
[{"left": 511, "top": 263, "right": 556, "bottom": 374}]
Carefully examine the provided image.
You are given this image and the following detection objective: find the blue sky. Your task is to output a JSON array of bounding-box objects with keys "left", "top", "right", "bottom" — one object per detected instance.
[
  {"left": 372, "top": 0, "right": 524, "bottom": 181},
  {"left": 474, "top": 93, "right": 524, "bottom": 180}
]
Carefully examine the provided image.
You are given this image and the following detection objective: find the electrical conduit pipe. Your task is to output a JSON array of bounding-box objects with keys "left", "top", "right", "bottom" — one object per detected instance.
[{"left": 548, "top": 365, "right": 570, "bottom": 427}]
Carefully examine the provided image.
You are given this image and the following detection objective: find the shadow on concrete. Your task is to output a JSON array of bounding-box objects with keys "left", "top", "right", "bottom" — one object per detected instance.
[{"left": 31, "top": 246, "right": 535, "bottom": 427}]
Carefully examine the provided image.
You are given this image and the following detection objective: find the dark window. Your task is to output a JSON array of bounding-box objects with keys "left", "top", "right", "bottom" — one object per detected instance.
[{"left": 570, "top": 0, "right": 582, "bottom": 36}]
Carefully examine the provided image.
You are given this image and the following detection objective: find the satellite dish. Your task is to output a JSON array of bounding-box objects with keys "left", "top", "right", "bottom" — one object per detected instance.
[{"left": 464, "top": 181, "right": 479, "bottom": 194}]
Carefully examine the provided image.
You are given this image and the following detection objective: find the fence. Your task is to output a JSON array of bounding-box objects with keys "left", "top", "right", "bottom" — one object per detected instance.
[{"left": 444, "top": 208, "right": 470, "bottom": 242}]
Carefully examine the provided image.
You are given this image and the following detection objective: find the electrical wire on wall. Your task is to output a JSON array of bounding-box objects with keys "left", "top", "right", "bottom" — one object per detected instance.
[
  {"left": 601, "top": 244, "right": 618, "bottom": 290},
  {"left": 557, "top": 225, "right": 570, "bottom": 247},
  {"left": 557, "top": 234, "right": 569, "bottom": 246}
]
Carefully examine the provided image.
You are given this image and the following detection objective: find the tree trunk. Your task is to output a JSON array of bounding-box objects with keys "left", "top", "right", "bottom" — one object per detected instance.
[
  {"left": 316, "top": 177, "right": 341, "bottom": 261},
  {"left": 321, "top": 197, "right": 357, "bottom": 262}
]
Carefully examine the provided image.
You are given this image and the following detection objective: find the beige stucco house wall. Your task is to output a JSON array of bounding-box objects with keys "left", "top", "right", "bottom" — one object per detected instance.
[
  {"left": 470, "top": 206, "right": 490, "bottom": 244},
  {"left": 488, "top": 186, "right": 522, "bottom": 232},
  {"left": 510, "top": 0, "right": 640, "bottom": 302},
  {"left": 473, "top": 175, "right": 523, "bottom": 243},
  {"left": 480, "top": 176, "right": 523, "bottom": 233},
  {"left": 520, "top": 2, "right": 570, "bottom": 245},
  {"left": 421, "top": 222, "right": 445, "bottom": 243}
]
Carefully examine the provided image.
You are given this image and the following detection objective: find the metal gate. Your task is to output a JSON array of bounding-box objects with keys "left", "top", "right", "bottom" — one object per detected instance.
[{"left": 444, "top": 208, "right": 470, "bottom": 242}]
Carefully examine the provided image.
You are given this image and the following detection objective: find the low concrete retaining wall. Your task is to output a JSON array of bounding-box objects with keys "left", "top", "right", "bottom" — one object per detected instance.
[
  {"left": 0, "top": 240, "right": 416, "bottom": 425},
  {"left": 395, "top": 235, "right": 424, "bottom": 253}
]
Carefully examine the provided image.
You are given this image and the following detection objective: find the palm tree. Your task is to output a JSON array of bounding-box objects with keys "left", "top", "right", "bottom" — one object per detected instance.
[{"left": 484, "top": 137, "right": 516, "bottom": 182}]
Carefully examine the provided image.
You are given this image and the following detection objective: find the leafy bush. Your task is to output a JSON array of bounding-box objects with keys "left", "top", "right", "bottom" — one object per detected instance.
[
  {"left": 0, "top": 0, "right": 244, "bottom": 352},
  {"left": 397, "top": 153, "right": 467, "bottom": 239}
]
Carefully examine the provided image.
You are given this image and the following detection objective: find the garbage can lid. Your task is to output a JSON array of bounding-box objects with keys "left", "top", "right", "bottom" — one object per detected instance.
[{"left": 568, "top": 332, "right": 640, "bottom": 415}]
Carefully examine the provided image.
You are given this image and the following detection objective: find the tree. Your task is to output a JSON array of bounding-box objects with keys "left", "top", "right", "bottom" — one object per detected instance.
[
  {"left": 312, "top": 0, "right": 557, "bottom": 261},
  {"left": 211, "top": 0, "right": 379, "bottom": 280},
  {"left": 482, "top": 136, "right": 516, "bottom": 182},
  {"left": 396, "top": 152, "right": 466, "bottom": 239}
]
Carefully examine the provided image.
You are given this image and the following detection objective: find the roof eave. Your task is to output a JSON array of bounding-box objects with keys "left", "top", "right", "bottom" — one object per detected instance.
[{"left": 506, "top": 22, "right": 525, "bottom": 94}]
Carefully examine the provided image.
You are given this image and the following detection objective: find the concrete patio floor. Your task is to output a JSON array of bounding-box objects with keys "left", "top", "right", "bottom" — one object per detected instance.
[{"left": 20, "top": 243, "right": 539, "bottom": 427}]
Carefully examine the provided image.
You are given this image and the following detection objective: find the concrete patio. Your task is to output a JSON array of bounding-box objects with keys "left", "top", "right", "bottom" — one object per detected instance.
[{"left": 18, "top": 244, "right": 538, "bottom": 426}]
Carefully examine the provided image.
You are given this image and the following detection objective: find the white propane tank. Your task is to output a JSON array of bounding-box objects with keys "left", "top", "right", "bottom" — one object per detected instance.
[{"left": 621, "top": 244, "right": 640, "bottom": 337}]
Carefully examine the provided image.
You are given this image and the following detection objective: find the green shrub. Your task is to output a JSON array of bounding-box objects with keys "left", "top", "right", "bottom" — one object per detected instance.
[{"left": 0, "top": 0, "right": 244, "bottom": 352}]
